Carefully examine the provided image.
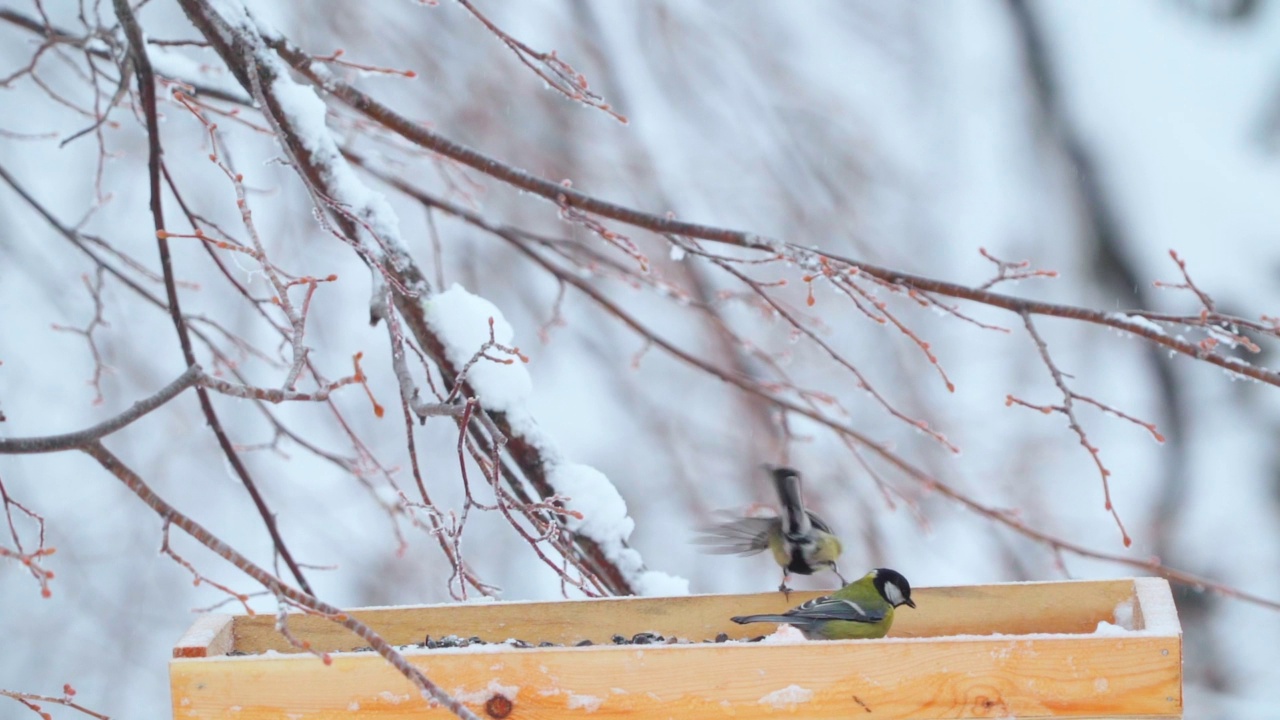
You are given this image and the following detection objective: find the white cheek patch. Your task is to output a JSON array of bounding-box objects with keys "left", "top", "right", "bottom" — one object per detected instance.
[{"left": 884, "top": 582, "right": 905, "bottom": 606}]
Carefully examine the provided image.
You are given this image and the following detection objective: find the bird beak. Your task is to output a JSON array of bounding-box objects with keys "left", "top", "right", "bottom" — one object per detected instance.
[{"left": 905, "top": 598, "right": 917, "bottom": 609}]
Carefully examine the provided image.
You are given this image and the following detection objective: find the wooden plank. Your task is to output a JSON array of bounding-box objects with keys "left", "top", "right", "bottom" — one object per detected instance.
[
  {"left": 170, "top": 631, "right": 1181, "bottom": 719},
  {"left": 229, "top": 578, "right": 1140, "bottom": 655},
  {"left": 171, "top": 578, "right": 1182, "bottom": 718},
  {"left": 171, "top": 613, "right": 234, "bottom": 659}
]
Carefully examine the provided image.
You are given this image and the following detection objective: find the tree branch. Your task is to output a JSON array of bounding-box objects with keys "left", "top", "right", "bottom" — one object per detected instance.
[
  {"left": 113, "top": 0, "right": 313, "bottom": 596},
  {"left": 177, "top": 0, "right": 637, "bottom": 595},
  {"left": 80, "top": 441, "right": 479, "bottom": 720},
  {"left": 0, "top": 365, "right": 200, "bottom": 455}
]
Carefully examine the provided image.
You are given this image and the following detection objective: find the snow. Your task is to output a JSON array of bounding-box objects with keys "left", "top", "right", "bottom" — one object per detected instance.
[
  {"left": 268, "top": 70, "right": 408, "bottom": 263},
  {"left": 1, "top": 3, "right": 1275, "bottom": 718},
  {"left": 1105, "top": 313, "right": 1166, "bottom": 336},
  {"left": 1113, "top": 597, "right": 1137, "bottom": 631},
  {"left": 1093, "top": 620, "right": 1130, "bottom": 636},
  {"left": 548, "top": 463, "right": 690, "bottom": 595},
  {"left": 204, "top": 0, "right": 253, "bottom": 30},
  {"left": 426, "top": 284, "right": 688, "bottom": 596},
  {"left": 549, "top": 463, "right": 630, "bottom": 539},
  {"left": 147, "top": 44, "right": 250, "bottom": 104},
  {"left": 425, "top": 284, "right": 533, "bottom": 413},
  {"left": 631, "top": 570, "right": 691, "bottom": 596},
  {"left": 173, "top": 614, "right": 230, "bottom": 651},
  {"left": 758, "top": 625, "right": 808, "bottom": 644},
  {"left": 566, "top": 693, "right": 604, "bottom": 712},
  {"left": 274, "top": 0, "right": 669, "bottom": 574},
  {"left": 450, "top": 679, "right": 520, "bottom": 705},
  {"left": 758, "top": 685, "right": 813, "bottom": 709},
  {"left": 1131, "top": 577, "right": 1180, "bottom": 635},
  {"left": 376, "top": 690, "right": 410, "bottom": 704}
]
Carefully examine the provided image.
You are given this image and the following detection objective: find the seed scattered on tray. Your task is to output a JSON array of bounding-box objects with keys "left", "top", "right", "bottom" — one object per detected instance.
[{"left": 312, "top": 631, "right": 767, "bottom": 655}]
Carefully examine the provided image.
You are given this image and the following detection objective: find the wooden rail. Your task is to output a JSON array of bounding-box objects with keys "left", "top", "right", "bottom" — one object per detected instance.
[{"left": 170, "top": 577, "right": 1182, "bottom": 718}]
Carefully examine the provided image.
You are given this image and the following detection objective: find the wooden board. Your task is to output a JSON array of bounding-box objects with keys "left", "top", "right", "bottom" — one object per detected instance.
[
  {"left": 170, "top": 577, "right": 1182, "bottom": 719},
  {"left": 178, "top": 578, "right": 1140, "bottom": 656},
  {"left": 171, "top": 614, "right": 234, "bottom": 659}
]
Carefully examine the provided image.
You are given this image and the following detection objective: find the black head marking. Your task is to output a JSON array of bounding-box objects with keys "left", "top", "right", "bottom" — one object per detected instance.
[{"left": 873, "top": 568, "right": 915, "bottom": 609}]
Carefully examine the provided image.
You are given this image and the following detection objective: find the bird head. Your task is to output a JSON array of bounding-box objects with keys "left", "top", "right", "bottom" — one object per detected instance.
[{"left": 872, "top": 568, "right": 916, "bottom": 609}]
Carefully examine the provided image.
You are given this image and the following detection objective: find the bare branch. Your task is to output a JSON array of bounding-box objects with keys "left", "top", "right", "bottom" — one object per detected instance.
[
  {"left": 454, "top": 0, "right": 626, "bottom": 123},
  {"left": 358, "top": 173, "right": 1280, "bottom": 612},
  {"left": 263, "top": 30, "right": 1280, "bottom": 391},
  {"left": 80, "top": 442, "right": 480, "bottom": 720},
  {"left": 1013, "top": 311, "right": 1139, "bottom": 547},
  {"left": 113, "top": 0, "right": 314, "bottom": 596},
  {"left": 0, "top": 476, "right": 55, "bottom": 597},
  {"left": 0, "top": 365, "right": 200, "bottom": 455},
  {"left": 1, "top": 685, "right": 109, "bottom": 720},
  {"left": 179, "top": 0, "right": 638, "bottom": 595}
]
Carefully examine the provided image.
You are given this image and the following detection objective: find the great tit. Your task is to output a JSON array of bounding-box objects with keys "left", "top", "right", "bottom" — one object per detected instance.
[
  {"left": 694, "top": 466, "right": 844, "bottom": 592},
  {"left": 730, "top": 568, "right": 916, "bottom": 640}
]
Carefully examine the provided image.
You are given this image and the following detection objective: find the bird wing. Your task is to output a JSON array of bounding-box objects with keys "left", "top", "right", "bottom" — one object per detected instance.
[
  {"left": 805, "top": 510, "right": 835, "bottom": 535},
  {"left": 785, "top": 595, "right": 886, "bottom": 625},
  {"left": 692, "top": 516, "right": 778, "bottom": 555}
]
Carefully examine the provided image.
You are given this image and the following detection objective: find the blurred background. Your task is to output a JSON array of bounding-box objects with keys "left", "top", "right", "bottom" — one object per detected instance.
[{"left": 2, "top": 0, "right": 1279, "bottom": 716}]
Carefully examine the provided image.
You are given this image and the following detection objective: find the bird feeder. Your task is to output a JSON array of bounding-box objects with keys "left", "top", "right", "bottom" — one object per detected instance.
[{"left": 170, "top": 577, "right": 1181, "bottom": 719}]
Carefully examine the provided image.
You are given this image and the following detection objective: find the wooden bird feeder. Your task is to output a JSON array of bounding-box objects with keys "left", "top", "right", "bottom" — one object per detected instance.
[{"left": 170, "top": 577, "right": 1181, "bottom": 719}]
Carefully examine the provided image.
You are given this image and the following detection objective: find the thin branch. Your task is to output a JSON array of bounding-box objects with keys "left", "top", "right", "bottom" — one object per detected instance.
[
  {"left": 0, "top": 686, "right": 108, "bottom": 720},
  {"left": 1015, "top": 311, "right": 1135, "bottom": 547},
  {"left": 80, "top": 442, "right": 479, "bottom": 720},
  {"left": 374, "top": 176, "right": 1280, "bottom": 612},
  {"left": 113, "top": 0, "right": 313, "bottom": 595},
  {"left": 0, "top": 366, "right": 200, "bottom": 454},
  {"left": 454, "top": 0, "right": 625, "bottom": 122},
  {"left": 180, "top": 0, "right": 635, "bottom": 595},
  {"left": 262, "top": 34, "right": 1280, "bottom": 388}
]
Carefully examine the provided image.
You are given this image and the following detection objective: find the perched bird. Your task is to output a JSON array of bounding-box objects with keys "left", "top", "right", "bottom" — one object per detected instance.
[
  {"left": 694, "top": 466, "right": 844, "bottom": 592},
  {"left": 731, "top": 568, "right": 916, "bottom": 640}
]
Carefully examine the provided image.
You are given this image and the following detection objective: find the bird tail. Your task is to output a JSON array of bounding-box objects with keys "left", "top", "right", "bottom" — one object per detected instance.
[
  {"left": 769, "top": 466, "right": 812, "bottom": 537},
  {"left": 731, "top": 613, "right": 797, "bottom": 626}
]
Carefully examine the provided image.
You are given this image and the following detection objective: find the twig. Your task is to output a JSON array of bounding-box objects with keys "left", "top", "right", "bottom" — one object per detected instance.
[
  {"left": 113, "top": 0, "right": 314, "bottom": 596},
  {"left": 261, "top": 35, "right": 1280, "bottom": 387},
  {"left": 0, "top": 365, "right": 200, "bottom": 454},
  {"left": 454, "top": 0, "right": 625, "bottom": 123},
  {"left": 1014, "top": 311, "right": 1137, "bottom": 547},
  {"left": 49, "top": 268, "right": 113, "bottom": 405},
  {"left": 80, "top": 442, "right": 480, "bottom": 720},
  {"left": 0, "top": 685, "right": 109, "bottom": 720}
]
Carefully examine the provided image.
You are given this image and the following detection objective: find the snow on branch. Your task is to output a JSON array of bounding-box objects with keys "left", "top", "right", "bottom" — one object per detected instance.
[
  {"left": 256, "top": 27, "right": 1280, "bottom": 392},
  {"left": 179, "top": 0, "right": 682, "bottom": 597},
  {"left": 425, "top": 284, "right": 688, "bottom": 597}
]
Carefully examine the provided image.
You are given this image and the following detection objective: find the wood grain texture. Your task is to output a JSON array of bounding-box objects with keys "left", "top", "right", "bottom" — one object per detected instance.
[
  {"left": 170, "top": 634, "right": 1181, "bottom": 719},
  {"left": 228, "top": 578, "right": 1139, "bottom": 654},
  {"left": 170, "top": 578, "right": 1183, "bottom": 719}
]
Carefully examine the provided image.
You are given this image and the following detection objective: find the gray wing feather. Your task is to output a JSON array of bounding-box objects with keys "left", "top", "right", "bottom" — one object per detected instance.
[
  {"left": 786, "top": 596, "right": 885, "bottom": 625},
  {"left": 692, "top": 516, "right": 779, "bottom": 556}
]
